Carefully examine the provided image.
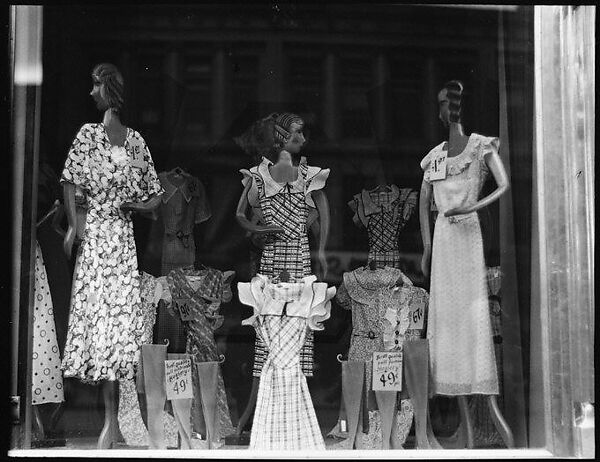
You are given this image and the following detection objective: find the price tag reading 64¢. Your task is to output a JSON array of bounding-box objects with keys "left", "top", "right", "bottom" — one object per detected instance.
[
  {"left": 165, "top": 358, "right": 193, "bottom": 400},
  {"left": 372, "top": 350, "right": 403, "bottom": 392}
]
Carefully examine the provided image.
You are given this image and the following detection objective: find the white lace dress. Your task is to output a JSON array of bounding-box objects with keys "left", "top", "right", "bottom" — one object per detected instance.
[{"left": 420, "top": 133, "right": 499, "bottom": 396}]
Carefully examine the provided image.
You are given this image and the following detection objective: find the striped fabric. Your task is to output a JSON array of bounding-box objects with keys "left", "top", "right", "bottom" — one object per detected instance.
[
  {"left": 349, "top": 186, "right": 417, "bottom": 269},
  {"left": 250, "top": 316, "right": 324, "bottom": 450},
  {"left": 250, "top": 160, "right": 315, "bottom": 377}
]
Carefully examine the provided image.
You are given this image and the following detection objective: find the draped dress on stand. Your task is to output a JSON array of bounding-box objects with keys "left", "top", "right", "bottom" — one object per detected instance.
[
  {"left": 117, "top": 272, "right": 180, "bottom": 448},
  {"left": 348, "top": 185, "right": 417, "bottom": 268},
  {"left": 238, "top": 274, "right": 336, "bottom": 450},
  {"left": 32, "top": 242, "right": 65, "bottom": 406},
  {"left": 165, "top": 266, "right": 235, "bottom": 444},
  {"left": 240, "top": 156, "right": 330, "bottom": 378},
  {"left": 420, "top": 133, "right": 500, "bottom": 396},
  {"left": 330, "top": 266, "right": 418, "bottom": 449}
]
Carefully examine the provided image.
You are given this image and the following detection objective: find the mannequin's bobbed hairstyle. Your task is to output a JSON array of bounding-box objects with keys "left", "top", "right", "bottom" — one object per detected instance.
[
  {"left": 92, "top": 63, "right": 125, "bottom": 113},
  {"left": 443, "top": 80, "right": 464, "bottom": 124}
]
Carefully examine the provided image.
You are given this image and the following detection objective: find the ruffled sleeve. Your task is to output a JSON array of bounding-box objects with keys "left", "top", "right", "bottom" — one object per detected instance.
[
  {"left": 306, "top": 283, "right": 336, "bottom": 331},
  {"left": 335, "top": 279, "right": 352, "bottom": 310},
  {"left": 61, "top": 123, "right": 93, "bottom": 188},
  {"left": 402, "top": 190, "right": 418, "bottom": 222},
  {"left": 192, "top": 178, "right": 212, "bottom": 224},
  {"left": 130, "top": 130, "right": 164, "bottom": 202},
  {"left": 305, "top": 166, "right": 330, "bottom": 208},
  {"left": 477, "top": 135, "right": 500, "bottom": 177},
  {"left": 238, "top": 275, "right": 268, "bottom": 327},
  {"left": 420, "top": 144, "right": 441, "bottom": 183},
  {"left": 347, "top": 195, "right": 363, "bottom": 228},
  {"left": 239, "top": 166, "right": 261, "bottom": 208}
]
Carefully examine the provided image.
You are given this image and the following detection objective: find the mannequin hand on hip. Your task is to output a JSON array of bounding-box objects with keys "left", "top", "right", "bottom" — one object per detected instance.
[
  {"left": 63, "top": 226, "right": 76, "bottom": 259},
  {"left": 253, "top": 224, "right": 285, "bottom": 236},
  {"left": 421, "top": 246, "right": 431, "bottom": 278},
  {"left": 444, "top": 205, "right": 472, "bottom": 217}
]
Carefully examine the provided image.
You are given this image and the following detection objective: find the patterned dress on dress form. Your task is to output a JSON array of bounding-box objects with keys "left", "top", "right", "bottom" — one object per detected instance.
[
  {"left": 165, "top": 266, "right": 235, "bottom": 441},
  {"left": 117, "top": 272, "right": 179, "bottom": 448},
  {"left": 238, "top": 275, "right": 335, "bottom": 450},
  {"left": 348, "top": 185, "right": 417, "bottom": 269},
  {"left": 420, "top": 133, "right": 499, "bottom": 395},
  {"left": 240, "top": 156, "right": 330, "bottom": 377},
  {"left": 153, "top": 171, "right": 212, "bottom": 354},
  {"left": 332, "top": 266, "right": 423, "bottom": 449},
  {"left": 60, "top": 123, "right": 163, "bottom": 383},
  {"left": 32, "top": 242, "right": 65, "bottom": 405}
]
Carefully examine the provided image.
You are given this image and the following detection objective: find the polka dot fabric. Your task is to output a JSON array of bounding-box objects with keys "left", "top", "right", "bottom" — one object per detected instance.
[{"left": 32, "top": 242, "right": 65, "bottom": 405}]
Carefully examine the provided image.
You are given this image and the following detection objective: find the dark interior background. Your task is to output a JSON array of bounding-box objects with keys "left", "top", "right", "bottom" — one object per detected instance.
[{"left": 34, "top": 4, "right": 533, "bottom": 441}]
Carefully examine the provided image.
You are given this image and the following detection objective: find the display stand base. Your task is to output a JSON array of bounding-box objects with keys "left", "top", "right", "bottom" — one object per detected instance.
[
  {"left": 31, "top": 438, "right": 66, "bottom": 449},
  {"left": 224, "top": 433, "right": 250, "bottom": 446}
]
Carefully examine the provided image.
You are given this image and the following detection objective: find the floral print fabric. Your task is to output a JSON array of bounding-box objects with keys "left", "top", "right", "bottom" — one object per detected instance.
[{"left": 60, "top": 123, "right": 163, "bottom": 383}]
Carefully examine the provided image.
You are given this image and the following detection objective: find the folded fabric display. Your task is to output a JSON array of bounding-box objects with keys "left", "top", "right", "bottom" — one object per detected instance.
[{"left": 238, "top": 274, "right": 336, "bottom": 450}]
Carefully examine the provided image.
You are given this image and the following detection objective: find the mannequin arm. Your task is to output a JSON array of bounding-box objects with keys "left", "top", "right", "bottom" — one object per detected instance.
[
  {"left": 120, "top": 193, "right": 163, "bottom": 213},
  {"left": 445, "top": 151, "right": 510, "bottom": 216},
  {"left": 311, "top": 189, "right": 330, "bottom": 279},
  {"left": 62, "top": 182, "right": 77, "bottom": 259},
  {"left": 419, "top": 179, "right": 433, "bottom": 278},
  {"left": 235, "top": 181, "right": 284, "bottom": 235}
]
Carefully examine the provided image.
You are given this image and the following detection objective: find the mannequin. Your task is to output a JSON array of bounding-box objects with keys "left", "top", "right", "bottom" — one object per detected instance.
[
  {"left": 60, "top": 63, "right": 163, "bottom": 449},
  {"left": 233, "top": 113, "right": 330, "bottom": 437},
  {"left": 419, "top": 80, "right": 513, "bottom": 449}
]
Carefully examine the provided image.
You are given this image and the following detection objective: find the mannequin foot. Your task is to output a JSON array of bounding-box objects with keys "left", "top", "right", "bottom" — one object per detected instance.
[{"left": 97, "top": 421, "right": 117, "bottom": 449}]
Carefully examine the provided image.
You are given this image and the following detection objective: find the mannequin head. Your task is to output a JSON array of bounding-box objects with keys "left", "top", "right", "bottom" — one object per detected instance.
[
  {"left": 234, "top": 115, "right": 276, "bottom": 164},
  {"left": 438, "top": 80, "right": 464, "bottom": 128},
  {"left": 272, "top": 112, "right": 306, "bottom": 155},
  {"left": 90, "top": 63, "right": 124, "bottom": 114}
]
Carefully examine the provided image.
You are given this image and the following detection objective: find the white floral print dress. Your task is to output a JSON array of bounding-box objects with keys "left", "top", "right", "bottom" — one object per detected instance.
[{"left": 60, "top": 123, "right": 163, "bottom": 383}]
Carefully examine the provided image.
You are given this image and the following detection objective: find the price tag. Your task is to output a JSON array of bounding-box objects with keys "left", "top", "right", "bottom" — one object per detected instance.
[
  {"left": 409, "top": 301, "right": 425, "bottom": 330},
  {"left": 428, "top": 150, "right": 447, "bottom": 181},
  {"left": 165, "top": 358, "right": 193, "bottom": 400},
  {"left": 372, "top": 350, "right": 403, "bottom": 392},
  {"left": 130, "top": 137, "right": 147, "bottom": 169},
  {"left": 174, "top": 297, "right": 194, "bottom": 322}
]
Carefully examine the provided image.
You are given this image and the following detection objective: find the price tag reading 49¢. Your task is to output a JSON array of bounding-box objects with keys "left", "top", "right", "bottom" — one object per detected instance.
[
  {"left": 165, "top": 359, "right": 193, "bottom": 400},
  {"left": 372, "top": 350, "right": 403, "bottom": 392}
]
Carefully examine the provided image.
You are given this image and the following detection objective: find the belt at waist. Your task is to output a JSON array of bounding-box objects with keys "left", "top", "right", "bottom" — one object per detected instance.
[
  {"left": 165, "top": 230, "right": 193, "bottom": 247},
  {"left": 437, "top": 211, "right": 478, "bottom": 224},
  {"left": 353, "top": 330, "right": 380, "bottom": 340}
]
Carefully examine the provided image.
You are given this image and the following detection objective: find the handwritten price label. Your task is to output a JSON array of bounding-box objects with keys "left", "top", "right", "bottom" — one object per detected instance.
[
  {"left": 372, "top": 350, "right": 403, "bottom": 392},
  {"left": 429, "top": 151, "right": 447, "bottom": 181},
  {"left": 409, "top": 302, "right": 425, "bottom": 330},
  {"left": 174, "top": 297, "right": 194, "bottom": 322},
  {"left": 165, "top": 359, "right": 193, "bottom": 400},
  {"left": 129, "top": 137, "right": 147, "bottom": 169}
]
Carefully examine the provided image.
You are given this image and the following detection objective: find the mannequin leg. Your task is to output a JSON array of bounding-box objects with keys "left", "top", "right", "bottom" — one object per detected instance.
[
  {"left": 49, "top": 402, "right": 64, "bottom": 436},
  {"left": 342, "top": 361, "right": 366, "bottom": 449},
  {"left": 97, "top": 380, "right": 119, "bottom": 449},
  {"left": 235, "top": 377, "right": 259, "bottom": 436},
  {"left": 168, "top": 353, "right": 193, "bottom": 449},
  {"left": 487, "top": 395, "right": 514, "bottom": 448},
  {"left": 374, "top": 391, "right": 397, "bottom": 449},
  {"left": 142, "top": 344, "right": 168, "bottom": 449},
  {"left": 33, "top": 406, "right": 45, "bottom": 439},
  {"left": 457, "top": 396, "right": 474, "bottom": 448},
  {"left": 403, "top": 340, "right": 441, "bottom": 449}
]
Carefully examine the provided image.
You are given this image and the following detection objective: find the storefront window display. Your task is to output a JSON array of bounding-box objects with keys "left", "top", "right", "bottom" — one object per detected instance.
[{"left": 8, "top": 4, "right": 594, "bottom": 458}]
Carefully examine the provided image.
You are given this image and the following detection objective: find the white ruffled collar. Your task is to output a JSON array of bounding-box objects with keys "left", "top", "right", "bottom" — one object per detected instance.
[{"left": 258, "top": 156, "right": 306, "bottom": 197}]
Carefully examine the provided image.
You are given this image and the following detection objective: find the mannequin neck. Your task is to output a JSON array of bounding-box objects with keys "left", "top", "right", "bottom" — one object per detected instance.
[
  {"left": 102, "top": 108, "right": 123, "bottom": 129},
  {"left": 448, "top": 121, "right": 466, "bottom": 138},
  {"left": 276, "top": 149, "right": 302, "bottom": 167}
]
